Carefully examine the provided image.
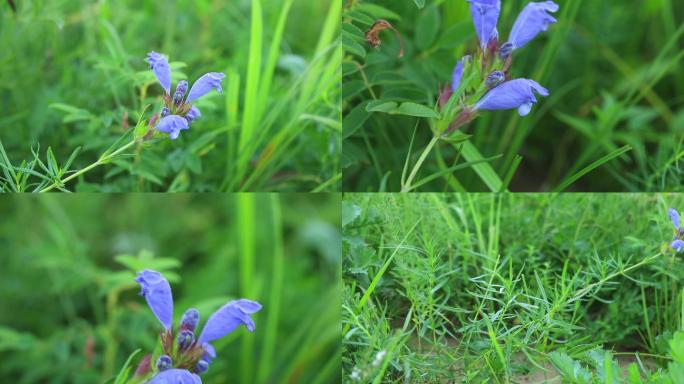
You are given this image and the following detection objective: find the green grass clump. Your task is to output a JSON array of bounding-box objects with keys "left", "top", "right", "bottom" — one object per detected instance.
[
  {"left": 343, "top": 193, "right": 684, "bottom": 382},
  {"left": 0, "top": 0, "right": 340, "bottom": 192},
  {"left": 0, "top": 194, "right": 341, "bottom": 383},
  {"left": 342, "top": 0, "right": 684, "bottom": 192}
]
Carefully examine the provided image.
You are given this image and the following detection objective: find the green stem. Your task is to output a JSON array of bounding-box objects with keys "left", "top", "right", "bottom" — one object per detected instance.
[
  {"left": 401, "top": 135, "right": 439, "bottom": 192},
  {"left": 39, "top": 139, "right": 139, "bottom": 193}
]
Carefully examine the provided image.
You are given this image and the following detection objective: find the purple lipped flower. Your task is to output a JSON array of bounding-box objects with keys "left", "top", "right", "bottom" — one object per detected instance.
[
  {"left": 156, "top": 355, "right": 173, "bottom": 372},
  {"left": 474, "top": 78, "right": 549, "bottom": 116},
  {"left": 507, "top": 1, "right": 559, "bottom": 50},
  {"left": 672, "top": 240, "right": 684, "bottom": 252},
  {"left": 467, "top": 0, "right": 501, "bottom": 50},
  {"left": 146, "top": 52, "right": 171, "bottom": 95},
  {"left": 145, "top": 52, "right": 225, "bottom": 139},
  {"left": 186, "top": 72, "right": 226, "bottom": 102},
  {"left": 669, "top": 208, "right": 680, "bottom": 229},
  {"left": 134, "top": 270, "right": 261, "bottom": 378},
  {"left": 669, "top": 208, "right": 684, "bottom": 252},
  {"left": 198, "top": 299, "right": 262, "bottom": 344},
  {"left": 148, "top": 369, "right": 201, "bottom": 384},
  {"left": 155, "top": 115, "right": 189, "bottom": 140},
  {"left": 185, "top": 106, "right": 201, "bottom": 124},
  {"left": 135, "top": 269, "right": 173, "bottom": 330}
]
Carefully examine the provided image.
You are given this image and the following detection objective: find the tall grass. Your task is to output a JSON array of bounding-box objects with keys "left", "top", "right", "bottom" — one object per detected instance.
[{"left": 0, "top": 0, "right": 340, "bottom": 192}]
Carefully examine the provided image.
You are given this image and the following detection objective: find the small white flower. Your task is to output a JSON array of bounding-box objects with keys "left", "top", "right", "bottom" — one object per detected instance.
[{"left": 372, "top": 350, "right": 387, "bottom": 367}]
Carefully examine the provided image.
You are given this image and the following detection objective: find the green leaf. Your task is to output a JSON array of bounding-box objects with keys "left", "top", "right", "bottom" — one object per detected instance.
[
  {"left": 366, "top": 101, "right": 398, "bottom": 113},
  {"left": 415, "top": 5, "right": 440, "bottom": 50},
  {"left": 396, "top": 102, "right": 439, "bottom": 118},
  {"left": 342, "top": 201, "right": 361, "bottom": 227},
  {"left": 343, "top": 34, "right": 366, "bottom": 57},
  {"left": 343, "top": 100, "right": 372, "bottom": 139},
  {"left": 413, "top": 0, "right": 426, "bottom": 9},
  {"left": 458, "top": 140, "right": 504, "bottom": 192}
]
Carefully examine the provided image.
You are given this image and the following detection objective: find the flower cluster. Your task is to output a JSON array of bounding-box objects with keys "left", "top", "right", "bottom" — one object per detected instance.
[
  {"left": 668, "top": 208, "right": 684, "bottom": 252},
  {"left": 440, "top": 1, "right": 558, "bottom": 134},
  {"left": 146, "top": 52, "right": 225, "bottom": 140},
  {"left": 133, "top": 270, "right": 261, "bottom": 383}
]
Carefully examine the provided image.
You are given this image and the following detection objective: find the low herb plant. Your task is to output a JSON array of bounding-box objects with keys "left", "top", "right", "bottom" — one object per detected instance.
[{"left": 343, "top": 193, "right": 684, "bottom": 382}]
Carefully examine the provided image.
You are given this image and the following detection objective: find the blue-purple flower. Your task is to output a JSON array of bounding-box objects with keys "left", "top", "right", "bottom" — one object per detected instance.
[
  {"left": 467, "top": 0, "right": 501, "bottom": 50},
  {"left": 441, "top": 1, "right": 557, "bottom": 126},
  {"left": 148, "top": 369, "right": 201, "bottom": 384},
  {"left": 669, "top": 208, "right": 684, "bottom": 252},
  {"left": 135, "top": 269, "right": 262, "bottom": 380},
  {"left": 507, "top": 1, "right": 559, "bottom": 50},
  {"left": 474, "top": 79, "right": 549, "bottom": 116},
  {"left": 145, "top": 52, "right": 225, "bottom": 140}
]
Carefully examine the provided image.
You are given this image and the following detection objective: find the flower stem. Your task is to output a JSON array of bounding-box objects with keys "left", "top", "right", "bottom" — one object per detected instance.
[
  {"left": 401, "top": 135, "right": 439, "bottom": 192},
  {"left": 39, "top": 139, "right": 139, "bottom": 193}
]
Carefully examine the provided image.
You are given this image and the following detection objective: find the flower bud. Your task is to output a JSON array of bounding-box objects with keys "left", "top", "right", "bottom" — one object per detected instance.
[
  {"left": 486, "top": 71, "right": 505, "bottom": 87},
  {"left": 161, "top": 107, "right": 170, "bottom": 118},
  {"left": 499, "top": 42, "right": 513, "bottom": 60},
  {"left": 156, "top": 355, "right": 173, "bottom": 371},
  {"left": 180, "top": 308, "right": 200, "bottom": 332},
  {"left": 195, "top": 359, "right": 209, "bottom": 374},
  {"left": 184, "top": 106, "right": 201, "bottom": 124},
  {"left": 173, "top": 80, "right": 188, "bottom": 105},
  {"left": 177, "top": 329, "right": 195, "bottom": 350}
]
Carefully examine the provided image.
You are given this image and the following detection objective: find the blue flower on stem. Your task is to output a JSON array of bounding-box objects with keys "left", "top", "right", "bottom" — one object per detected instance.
[
  {"left": 474, "top": 79, "right": 549, "bottom": 117},
  {"left": 145, "top": 52, "right": 225, "bottom": 140},
  {"left": 444, "top": 1, "right": 558, "bottom": 125},
  {"left": 506, "top": 1, "right": 559, "bottom": 51},
  {"left": 669, "top": 208, "right": 684, "bottom": 252},
  {"left": 136, "top": 269, "right": 262, "bottom": 382}
]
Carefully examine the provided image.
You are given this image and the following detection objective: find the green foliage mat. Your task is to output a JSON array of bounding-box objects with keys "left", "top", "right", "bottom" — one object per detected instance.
[{"left": 343, "top": 193, "right": 684, "bottom": 382}]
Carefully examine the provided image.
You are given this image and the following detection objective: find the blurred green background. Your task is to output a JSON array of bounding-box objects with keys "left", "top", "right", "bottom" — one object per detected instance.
[
  {"left": 342, "top": 0, "right": 684, "bottom": 191},
  {"left": 0, "top": 0, "right": 340, "bottom": 192},
  {"left": 0, "top": 193, "right": 341, "bottom": 383}
]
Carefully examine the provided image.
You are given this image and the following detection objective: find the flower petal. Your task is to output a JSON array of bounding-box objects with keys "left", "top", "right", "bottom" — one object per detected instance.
[
  {"left": 135, "top": 270, "right": 173, "bottom": 330},
  {"left": 467, "top": 0, "right": 501, "bottom": 50},
  {"left": 186, "top": 72, "right": 226, "bottom": 102},
  {"left": 669, "top": 208, "right": 680, "bottom": 229},
  {"left": 155, "top": 115, "right": 189, "bottom": 140},
  {"left": 451, "top": 59, "right": 465, "bottom": 93},
  {"left": 146, "top": 52, "right": 172, "bottom": 94},
  {"left": 148, "top": 369, "right": 202, "bottom": 384},
  {"left": 671, "top": 239, "right": 684, "bottom": 252},
  {"left": 198, "top": 299, "right": 262, "bottom": 344},
  {"left": 474, "top": 78, "right": 549, "bottom": 116},
  {"left": 507, "top": 1, "right": 559, "bottom": 50}
]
